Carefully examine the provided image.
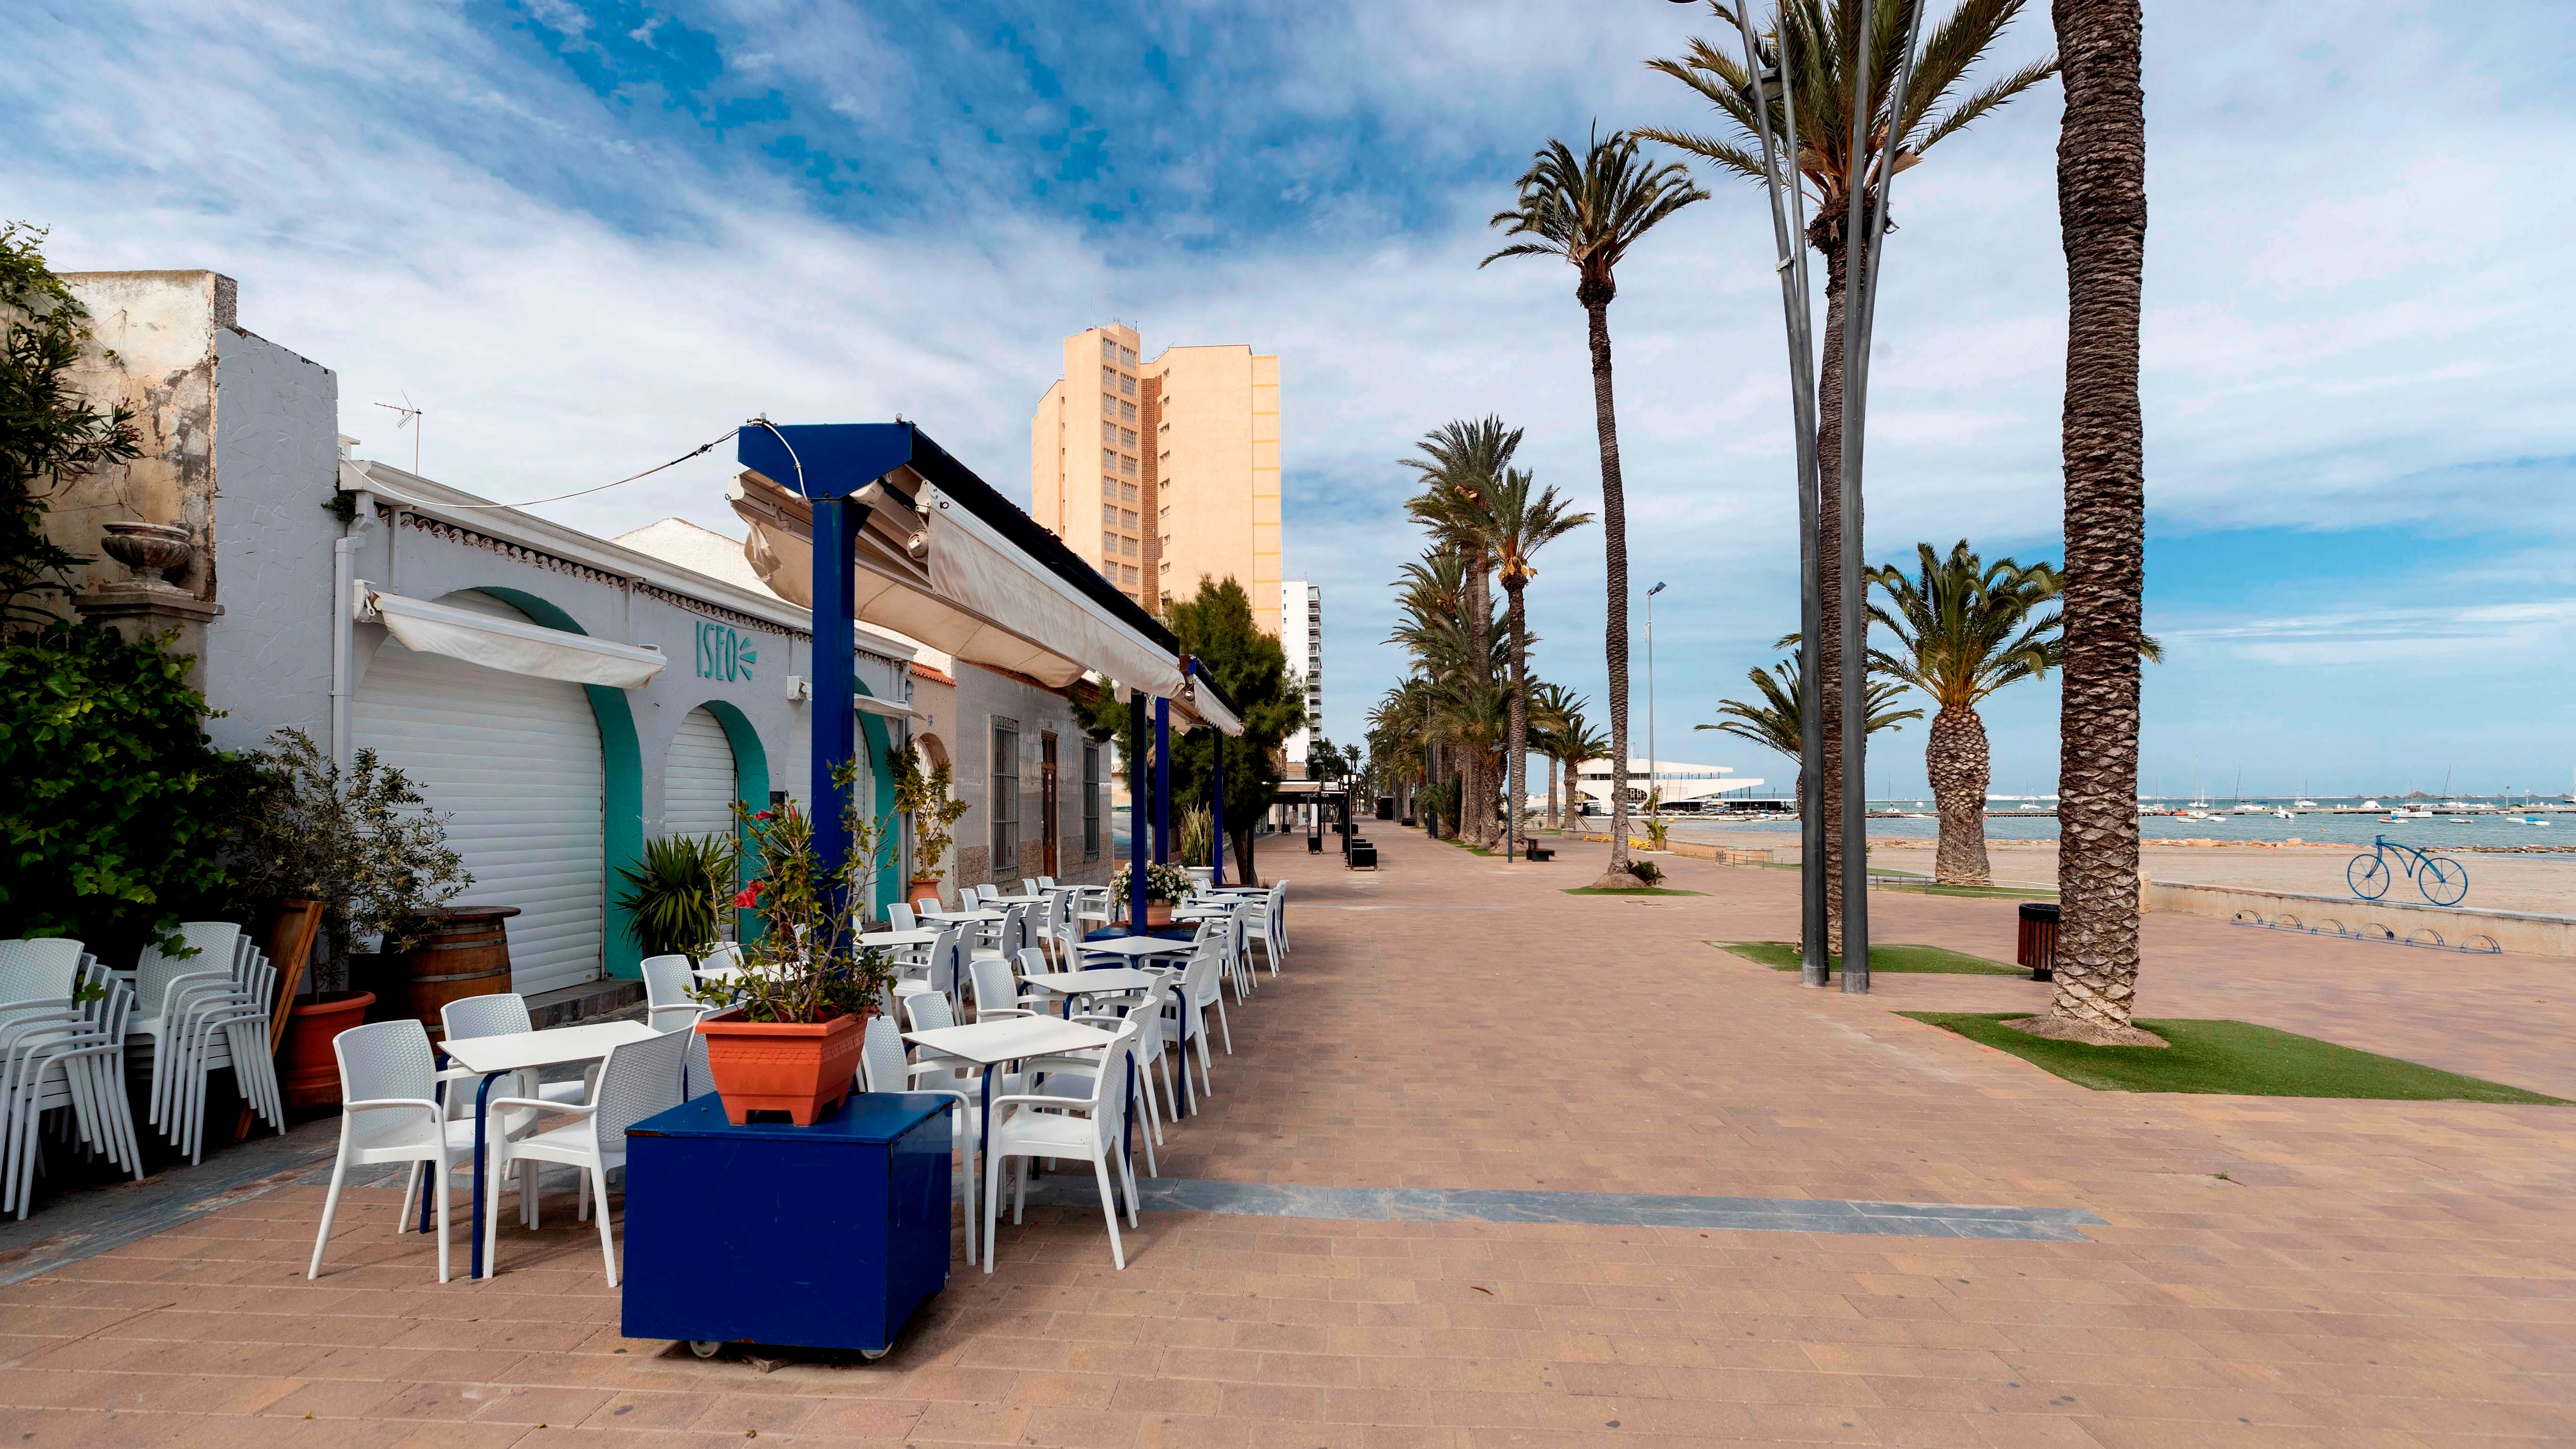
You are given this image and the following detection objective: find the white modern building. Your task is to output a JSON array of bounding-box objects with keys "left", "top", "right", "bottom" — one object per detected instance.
[
  {"left": 1570, "top": 758, "right": 1767, "bottom": 813},
  {"left": 1281, "top": 580, "right": 1321, "bottom": 770}
]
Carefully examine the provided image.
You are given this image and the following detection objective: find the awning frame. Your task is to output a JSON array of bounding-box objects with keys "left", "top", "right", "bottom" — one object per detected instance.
[{"left": 355, "top": 584, "right": 666, "bottom": 689}]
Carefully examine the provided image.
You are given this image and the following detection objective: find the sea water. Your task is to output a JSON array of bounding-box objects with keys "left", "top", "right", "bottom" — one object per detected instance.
[{"left": 1670, "top": 809, "right": 2572, "bottom": 852}]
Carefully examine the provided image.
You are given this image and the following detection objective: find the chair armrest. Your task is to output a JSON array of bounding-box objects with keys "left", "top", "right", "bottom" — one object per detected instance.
[
  {"left": 990, "top": 1092, "right": 1101, "bottom": 1115},
  {"left": 485, "top": 1096, "right": 599, "bottom": 1119},
  {"left": 343, "top": 1096, "right": 445, "bottom": 1115}
]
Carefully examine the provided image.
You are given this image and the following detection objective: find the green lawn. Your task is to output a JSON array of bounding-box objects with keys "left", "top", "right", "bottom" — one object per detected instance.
[
  {"left": 1900, "top": 1012, "right": 2564, "bottom": 1103},
  {"left": 1716, "top": 941, "right": 2026, "bottom": 975},
  {"left": 1566, "top": 886, "right": 1706, "bottom": 896}
]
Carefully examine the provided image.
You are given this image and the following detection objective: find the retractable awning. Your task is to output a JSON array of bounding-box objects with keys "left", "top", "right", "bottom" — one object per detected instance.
[
  {"left": 356, "top": 586, "right": 667, "bottom": 689},
  {"left": 731, "top": 425, "right": 1240, "bottom": 734},
  {"left": 852, "top": 693, "right": 915, "bottom": 720}
]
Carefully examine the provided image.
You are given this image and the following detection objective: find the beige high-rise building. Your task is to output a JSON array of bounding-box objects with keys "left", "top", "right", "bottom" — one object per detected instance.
[{"left": 1031, "top": 325, "right": 1280, "bottom": 635}]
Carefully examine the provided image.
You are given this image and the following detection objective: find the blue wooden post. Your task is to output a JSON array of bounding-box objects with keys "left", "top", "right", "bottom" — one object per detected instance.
[
  {"left": 1127, "top": 690, "right": 1149, "bottom": 935},
  {"left": 810, "top": 496, "right": 868, "bottom": 888},
  {"left": 1210, "top": 727, "right": 1225, "bottom": 886},
  {"left": 1152, "top": 697, "right": 1171, "bottom": 865}
]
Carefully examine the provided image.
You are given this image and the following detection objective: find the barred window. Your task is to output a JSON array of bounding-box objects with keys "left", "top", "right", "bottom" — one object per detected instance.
[
  {"left": 1101, "top": 420, "right": 1119, "bottom": 444},
  {"left": 1082, "top": 743, "right": 1101, "bottom": 860},
  {"left": 1119, "top": 399, "right": 1136, "bottom": 423},
  {"left": 989, "top": 717, "right": 1020, "bottom": 883},
  {"left": 1101, "top": 504, "right": 1118, "bottom": 527},
  {"left": 1102, "top": 531, "right": 1119, "bottom": 555},
  {"left": 1119, "top": 344, "right": 1137, "bottom": 366},
  {"left": 1102, "top": 448, "right": 1118, "bottom": 470},
  {"left": 1119, "top": 509, "right": 1138, "bottom": 530},
  {"left": 1099, "top": 336, "right": 1117, "bottom": 360},
  {"left": 1120, "top": 535, "right": 1137, "bottom": 558},
  {"left": 1119, "top": 373, "right": 1136, "bottom": 397},
  {"left": 1119, "top": 482, "right": 1138, "bottom": 504},
  {"left": 1102, "top": 393, "right": 1117, "bottom": 416}
]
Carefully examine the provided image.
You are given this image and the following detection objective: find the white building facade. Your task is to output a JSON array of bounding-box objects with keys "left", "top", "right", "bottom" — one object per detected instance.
[{"left": 1280, "top": 580, "right": 1321, "bottom": 771}]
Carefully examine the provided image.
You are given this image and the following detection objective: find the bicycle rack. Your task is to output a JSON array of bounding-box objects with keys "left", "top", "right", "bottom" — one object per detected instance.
[{"left": 2229, "top": 908, "right": 2502, "bottom": 955}]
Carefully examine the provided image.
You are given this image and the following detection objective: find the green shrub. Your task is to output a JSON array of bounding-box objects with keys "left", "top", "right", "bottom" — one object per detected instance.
[
  {"left": 0, "top": 621, "right": 232, "bottom": 958},
  {"left": 1629, "top": 858, "right": 1664, "bottom": 886},
  {"left": 616, "top": 831, "right": 737, "bottom": 960}
]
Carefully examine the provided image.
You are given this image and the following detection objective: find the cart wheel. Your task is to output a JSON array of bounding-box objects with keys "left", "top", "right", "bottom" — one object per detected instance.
[
  {"left": 688, "top": 1340, "right": 723, "bottom": 1359},
  {"left": 861, "top": 1346, "right": 891, "bottom": 1361}
]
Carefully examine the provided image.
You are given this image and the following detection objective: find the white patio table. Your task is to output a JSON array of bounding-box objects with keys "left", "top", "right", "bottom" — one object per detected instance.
[
  {"left": 1017, "top": 967, "right": 1160, "bottom": 1017},
  {"left": 903, "top": 1016, "right": 1122, "bottom": 1186},
  {"left": 1073, "top": 934, "right": 1195, "bottom": 965},
  {"left": 439, "top": 1020, "right": 659, "bottom": 1280},
  {"left": 860, "top": 928, "right": 943, "bottom": 950}
]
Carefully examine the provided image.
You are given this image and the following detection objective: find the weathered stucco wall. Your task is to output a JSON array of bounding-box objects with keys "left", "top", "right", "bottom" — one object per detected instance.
[
  {"left": 201, "top": 328, "right": 339, "bottom": 753},
  {"left": 56, "top": 272, "right": 232, "bottom": 602}
]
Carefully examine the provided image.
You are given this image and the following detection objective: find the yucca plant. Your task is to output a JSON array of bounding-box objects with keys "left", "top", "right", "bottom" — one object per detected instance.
[{"left": 615, "top": 832, "right": 738, "bottom": 960}]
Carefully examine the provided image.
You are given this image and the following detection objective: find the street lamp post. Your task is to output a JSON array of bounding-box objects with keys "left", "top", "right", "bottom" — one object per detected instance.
[
  {"left": 1707, "top": 0, "right": 1927, "bottom": 992},
  {"left": 1646, "top": 581, "right": 1666, "bottom": 832}
]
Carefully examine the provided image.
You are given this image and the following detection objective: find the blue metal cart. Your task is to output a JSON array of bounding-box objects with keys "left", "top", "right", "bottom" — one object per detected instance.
[{"left": 621, "top": 1093, "right": 953, "bottom": 1359}]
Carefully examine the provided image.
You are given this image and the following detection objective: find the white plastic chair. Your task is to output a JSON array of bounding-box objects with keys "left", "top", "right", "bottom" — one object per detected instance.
[
  {"left": 984, "top": 1016, "right": 1142, "bottom": 1273},
  {"left": 125, "top": 923, "right": 243, "bottom": 1139},
  {"left": 915, "top": 895, "right": 943, "bottom": 917},
  {"left": 640, "top": 955, "right": 702, "bottom": 1032},
  {"left": 1244, "top": 881, "right": 1288, "bottom": 974},
  {"left": 886, "top": 903, "right": 918, "bottom": 931},
  {"left": 482, "top": 1025, "right": 687, "bottom": 1284},
  {"left": 969, "top": 955, "right": 1039, "bottom": 1023},
  {"left": 1161, "top": 939, "right": 1222, "bottom": 1096},
  {"left": 439, "top": 994, "right": 592, "bottom": 1128},
  {"left": 308, "top": 1020, "right": 478, "bottom": 1282},
  {"left": 861, "top": 1015, "right": 978, "bottom": 1264},
  {"left": 166, "top": 942, "right": 285, "bottom": 1161},
  {"left": 0, "top": 945, "right": 143, "bottom": 1216}
]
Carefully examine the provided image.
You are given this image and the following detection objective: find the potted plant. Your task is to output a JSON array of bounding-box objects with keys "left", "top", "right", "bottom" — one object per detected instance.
[
  {"left": 615, "top": 832, "right": 739, "bottom": 958},
  {"left": 223, "top": 729, "right": 470, "bottom": 1106},
  {"left": 1110, "top": 860, "right": 1193, "bottom": 929},
  {"left": 889, "top": 745, "right": 969, "bottom": 908},
  {"left": 691, "top": 763, "right": 898, "bottom": 1124}
]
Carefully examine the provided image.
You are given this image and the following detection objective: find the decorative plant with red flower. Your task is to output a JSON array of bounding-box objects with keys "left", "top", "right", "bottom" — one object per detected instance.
[{"left": 692, "top": 759, "right": 897, "bottom": 1024}]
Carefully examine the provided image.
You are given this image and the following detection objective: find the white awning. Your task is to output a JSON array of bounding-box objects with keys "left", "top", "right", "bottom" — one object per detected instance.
[
  {"left": 732, "top": 469, "right": 1188, "bottom": 700},
  {"left": 357, "top": 586, "right": 666, "bottom": 689},
  {"left": 1181, "top": 673, "right": 1244, "bottom": 736},
  {"left": 853, "top": 694, "right": 915, "bottom": 720}
]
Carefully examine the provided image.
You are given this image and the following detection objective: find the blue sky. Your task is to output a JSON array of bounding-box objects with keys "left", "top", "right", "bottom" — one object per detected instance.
[{"left": 8, "top": 0, "right": 2574, "bottom": 797}]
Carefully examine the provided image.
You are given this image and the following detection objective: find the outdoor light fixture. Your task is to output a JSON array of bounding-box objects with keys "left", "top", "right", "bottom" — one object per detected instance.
[{"left": 1718, "top": 0, "right": 1928, "bottom": 993}]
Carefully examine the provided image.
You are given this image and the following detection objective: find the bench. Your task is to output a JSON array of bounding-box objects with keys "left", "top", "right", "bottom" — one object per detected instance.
[{"left": 1522, "top": 843, "right": 1554, "bottom": 862}]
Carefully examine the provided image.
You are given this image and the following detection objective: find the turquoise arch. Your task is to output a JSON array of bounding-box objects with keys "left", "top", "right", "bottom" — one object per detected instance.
[
  {"left": 852, "top": 678, "right": 900, "bottom": 916},
  {"left": 467, "top": 586, "right": 646, "bottom": 981},
  {"left": 695, "top": 698, "right": 769, "bottom": 942}
]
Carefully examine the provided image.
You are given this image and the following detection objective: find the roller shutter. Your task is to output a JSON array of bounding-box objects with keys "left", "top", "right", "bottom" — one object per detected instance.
[
  {"left": 664, "top": 705, "right": 739, "bottom": 843},
  {"left": 354, "top": 590, "right": 605, "bottom": 996}
]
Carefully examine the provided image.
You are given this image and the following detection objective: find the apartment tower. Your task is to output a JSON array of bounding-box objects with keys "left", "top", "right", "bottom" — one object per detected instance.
[
  {"left": 1281, "top": 580, "right": 1322, "bottom": 769},
  {"left": 1031, "top": 325, "right": 1280, "bottom": 634}
]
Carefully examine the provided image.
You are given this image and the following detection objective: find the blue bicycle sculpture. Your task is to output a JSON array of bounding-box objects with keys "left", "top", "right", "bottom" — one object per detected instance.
[{"left": 2347, "top": 835, "right": 2469, "bottom": 907}]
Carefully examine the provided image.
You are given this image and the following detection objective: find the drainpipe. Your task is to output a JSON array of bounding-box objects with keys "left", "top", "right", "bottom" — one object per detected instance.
[{"left": 329, "top": 489, "right": 376, "bottom": 770}]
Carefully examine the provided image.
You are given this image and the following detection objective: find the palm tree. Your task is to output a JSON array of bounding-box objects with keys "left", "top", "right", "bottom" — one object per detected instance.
[
  {"left": 1555, "top": 715, "right": 1612, "bottom": 828},
  {"left": 1646, "top": 0, "right": 2054, "bottom": 945},
  {"left": 1528, "top": 682, "right": 1586, "bottom": 829},
  {"left": 2039, "top": 0, "right": 2154, "bottom": 1045},
  {"left": 1401, "top": 426, "right": 1517, "bottom": 848},
  {"left": 1485, "top": 127, "right": 1705, "bottom": 886},
  {"left": 1483, "top": 468, "right": 1594, "bottom": 861},
  {"left": 1703, "top": 652, "right": 1920, "bottom": 815},
  {"left": 1867, "top": 541, "right": 2068, "bottom": 886}
]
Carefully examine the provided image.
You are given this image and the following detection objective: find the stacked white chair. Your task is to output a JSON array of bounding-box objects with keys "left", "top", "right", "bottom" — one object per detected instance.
[
  {"left": 126, "top": 925, "right": 287, "bottom": 1163},
  {"left": 1243, "top": 881, "right": 1288, "bottom": 975},
  {"left": 0, "top": 941, "right": 145, "bottom": 1216},
  {"left": 308, "top": 1019, "right": 481, "bottom": 1281},
  {"left": 126, "top": 923, "right": 241, "bottom": 1142},
  {"left": 482, "top": 1024, "right": 687, "bottom": 1284}
]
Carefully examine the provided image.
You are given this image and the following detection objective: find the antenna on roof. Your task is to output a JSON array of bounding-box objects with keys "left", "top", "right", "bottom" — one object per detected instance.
[{"left": 371, "top": 394, "right": 423, "bottom": 473}]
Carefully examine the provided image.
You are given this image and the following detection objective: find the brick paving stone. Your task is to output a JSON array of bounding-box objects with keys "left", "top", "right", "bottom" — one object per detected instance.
[{"left": 6, "top": 831, "right": 2576, "bottom": 1444}]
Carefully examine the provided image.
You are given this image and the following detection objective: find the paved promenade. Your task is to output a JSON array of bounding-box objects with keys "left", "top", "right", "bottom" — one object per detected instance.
[{"left": 5, "top": 829, "right": 2574, "bottom": 1446}]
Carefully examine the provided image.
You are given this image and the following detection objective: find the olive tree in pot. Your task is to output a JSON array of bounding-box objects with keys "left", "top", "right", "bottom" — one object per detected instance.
[
  {"left": 691, "top": 762, "right": 899, "bottom": 1125},
  {"left": 224, "top": 729, "right": 469, "bottom": 1107},
  {"left": 889, "top": 745, "right": 969, "bottom": 909}
]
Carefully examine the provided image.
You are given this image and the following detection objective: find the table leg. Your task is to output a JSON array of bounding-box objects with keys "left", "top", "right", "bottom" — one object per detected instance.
[
  {"left": 1123, "top": 1055, "right": 1137, "bottom": 1182},
  {"left": 978, "top": 1062, "right": 995, "bottom": 1216},
  {"left": 1176, "top": 1012, "right": 1192, "bottom": 1119},
  {"left": 471, "top": 1071, "right": 500, "bottom": 1280}
]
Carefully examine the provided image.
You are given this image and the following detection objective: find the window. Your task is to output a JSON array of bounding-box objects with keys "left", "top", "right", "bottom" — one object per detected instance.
[
  {"left": 1119, "top": 454, "right": 1137, "bottom": 477},
  {"left": 1102, "top": 393, "right": 1117, "bottom": 417},
  {"left": 1101, "top": 503, "right": 1119, "bottom": 527},
  {"left": 1120, "top": 535, "right": 1137, "bottom": 558},
  {"left": 1101, "top": 447, "right": 1118, "bottom": 469},
  {"left": 1119, "top": 482, "right": 1138, "bottom": 504},
  {"left": 990, "top": 717, "right": 1020, "bottom": 882},
  {"left": 1119, "top": 509, "right": 1137, "bottom": 530},
  {"left": 1082, "top": 743, "right": 1100, "bottom": 860},
  {"left": 1119, "top": 399, "right": 1136, "bottom": 423},
  {"left": 1119, "top": 427, "right": 1136, "bottom": 448},
  {"left": 1119, "top": 373, "right": 1136, "bottom": 397},
  {"left": 1102, "top": 531, "right": 1119, "bottom": 555},
  {"left": 1159, "top": 505, "right": 1170, "bottom": 525},
  {"left": 1101, "top": 420, "right": 1119, "bottom": 444},
  {"left": 1120, "top": 564, "right": 1138, "bottom": 586},
  {"left": 1100, "top": 336, "right": 1117, "bottom": 360},
  {"left": 1101, "top": 365, "right": 1119, "bottom": 388},
  {"left": 1119, "top": 344, "right": 1137, "bottom": 366}
]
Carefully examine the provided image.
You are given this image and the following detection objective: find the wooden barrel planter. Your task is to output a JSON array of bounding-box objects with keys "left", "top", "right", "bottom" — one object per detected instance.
[{"left": 398, "top": 906, "right": 520, "bottom": 1039}]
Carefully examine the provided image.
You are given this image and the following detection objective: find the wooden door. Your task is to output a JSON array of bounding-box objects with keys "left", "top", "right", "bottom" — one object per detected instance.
[{"left": 1040, "top": 733, "right": 1061, "bottom": 876}]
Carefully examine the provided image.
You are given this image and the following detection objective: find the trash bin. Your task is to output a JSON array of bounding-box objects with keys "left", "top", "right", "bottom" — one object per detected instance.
[{"left": 2016, "top": 902, "right": 2060, "bottom": 982}]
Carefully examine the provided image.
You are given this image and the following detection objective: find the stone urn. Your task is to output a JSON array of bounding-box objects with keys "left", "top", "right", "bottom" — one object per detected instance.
[{"left": 99, "top": 520, "right": 195, "bottom": 587}]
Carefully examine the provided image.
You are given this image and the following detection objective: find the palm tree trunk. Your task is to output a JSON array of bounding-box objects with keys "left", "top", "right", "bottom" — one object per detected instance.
[
  {"left": 1927, "top": 706, "right": 1993, "bottom": 886},
  {"left": 2044, "top": 0, "right": 2155, "bottom": 1045},
  {"left": 1506, "top": 585, "right": 1529, "bottom": 861},
  {"left": 1583, "top": 293, "right": 1637, "bottom": 883},
  {"left": 1811, "top": 231, "right": 1852, "bottom": 949},
  {"left": 1465, "top": 564, "right": 1497, "bottom": 849}
]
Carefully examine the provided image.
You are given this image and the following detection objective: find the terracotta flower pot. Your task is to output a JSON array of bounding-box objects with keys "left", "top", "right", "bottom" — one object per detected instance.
[
  {"left": 906, "top": 876, "right": 945, "bottom": 908},
  {"left": 1144, "top": 902, "right": 1176, "bottom": 929},
  {"left": 282, "top": 990, "right": 376, "bottom": 1109},
  {"left": 695, "top": 1008, "right": 867, "bottom": 1125}
]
